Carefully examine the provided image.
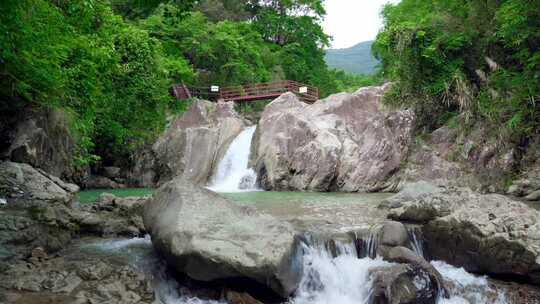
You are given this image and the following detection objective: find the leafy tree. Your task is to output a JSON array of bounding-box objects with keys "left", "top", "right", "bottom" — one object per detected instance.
[{"left": 374, "top": 0, "right": 540, "bottom": 136}]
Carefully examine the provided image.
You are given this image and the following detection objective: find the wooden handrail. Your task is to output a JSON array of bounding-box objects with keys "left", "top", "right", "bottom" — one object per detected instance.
[{"left": 171, "top": 80, "right": 319, "bottom": 103}]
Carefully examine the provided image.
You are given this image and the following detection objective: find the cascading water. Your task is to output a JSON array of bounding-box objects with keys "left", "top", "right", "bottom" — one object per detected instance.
[
  {"left": 208, "top": 126, "right": 259, "bottom": 193},
  {"left": 290, "top": 232, "right": 508, "bottom": 304}
]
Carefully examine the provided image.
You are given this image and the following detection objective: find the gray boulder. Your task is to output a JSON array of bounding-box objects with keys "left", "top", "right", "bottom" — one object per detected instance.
[
  {"left": 252, "top": 85, "right": 415, "bottom": 192},
  {"left": 0, "top": 161, "right": 79, "bottom": 206},
  {"left": 129, "top": 100, "right": 245, "bottom": 187},
  {"left": 387, "top": 187, "right": 540, "bottom": 285},
  {"left": 379, "top": 181, "right": 442, "bottom": 209},
  {"left": 143, "top": 178, "right": 300, "bottom": 297},
  {"left": 369, "top": 264, "right": 440, "bottom": 304},
  {"left": 0, "top": 108, "right": 78, "bottom": 181}
]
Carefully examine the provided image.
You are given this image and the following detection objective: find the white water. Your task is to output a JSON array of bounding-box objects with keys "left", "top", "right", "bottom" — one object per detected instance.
[
  {"left": 208, "top": 126, "right": 259, "bottom": 192},
  {"left": 291, "top": 238, "right": 508, "bottom": 304},
  {"left": 292, "top": 242, "right": 391, "bottom": 304}
]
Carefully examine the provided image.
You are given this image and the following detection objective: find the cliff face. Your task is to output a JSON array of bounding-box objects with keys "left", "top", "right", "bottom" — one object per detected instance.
[
  {"left": 249, "top": 85, "right": 529, "bottom": 194},
  {"left": 0, "top": 107, "right": 79, "bottom": 182},
  {"left": 251, "top": 85, "right": 415, "bottom": 192}
]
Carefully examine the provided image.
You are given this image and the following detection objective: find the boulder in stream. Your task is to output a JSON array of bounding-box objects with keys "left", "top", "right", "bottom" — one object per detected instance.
[
  {"left": 252, "top": 85, "right": 415, "bottom": 192},
  {"left": 143, "top": 178, "right": 300, "bottom": 298},
  {"left": 387, "top": 185, "right": 540, "bottom": 285}
]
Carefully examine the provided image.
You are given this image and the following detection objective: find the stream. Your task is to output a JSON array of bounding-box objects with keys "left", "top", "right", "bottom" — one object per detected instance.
[{"left": 76, "top": 126, "right": 511, "bottom": 303}]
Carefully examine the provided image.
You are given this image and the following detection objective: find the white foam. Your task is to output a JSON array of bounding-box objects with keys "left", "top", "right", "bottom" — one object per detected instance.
[
  {"left": 0, "top": 198, "right": 6, "bottom": 205},
  {"left": 208, "top": 126, "right": 260, "bottom": 193}
]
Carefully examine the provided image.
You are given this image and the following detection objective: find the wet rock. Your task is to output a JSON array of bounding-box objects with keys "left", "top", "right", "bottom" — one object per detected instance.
[
  {"left": 387, "top": 187, "right": 540, "bottom": 285},
  {"left": 224, "top": 290, "right": 263, "bottom": 304},
  {"left": 143, "top": 178, "right": 299, "bottom": 298},
  {"left": 379, "top": 181, "right": 442, "bottom": 209},
  {"left": 0, "top": 161, "right": 79, "bottom": 206},
  {"left": 129, "top": 100, "right": 245, "bottom": 187},
  {"left": 103, "top": 166, "right": 122, "bottom": 179},
  {"left": 379, "top": 221, "right": 409, "bottom": 247},
  {"left": 369, "top": 264, "right": 440, "bottom": 304},
  {"left": 0, "top": 254, "right": 154, "bottom": 304},
  {"left": 84, "top": 174, "right": 125, "bottom": 189},
  {"left": 525, "top": 189, "right": 540, "bottom": 201},
  {"left": 252, "top": 85, "right": 415, "bottom": 192}
]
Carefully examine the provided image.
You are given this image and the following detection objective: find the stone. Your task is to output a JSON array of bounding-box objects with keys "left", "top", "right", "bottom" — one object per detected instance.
[
  {"left": 0, "top": 161, "right": 79, "bottom": 206},
  {"left": 252, "top": 85, "right": 415, "bottom": 192},
  {"left": 525, "top": 190, "right": 540, "bottom": 201},
  {"left": 224, "top": 290, "right": 263, "bottom": 304},
  {"left": 379, "top": 181, "right": 442, "bottom": 209},
  {"left": 84, "top": 175, "right": 124, "bottom": 189},
  {"left": 0, "top": 108, "right": 78, "bottom": 181},
  {"left": 29, "top": 247, "right": 48, "bottom": 266},
  {"left": 387, "top": 187, "right": 540, "bottom": 285},
  {"left": 102, "top": 166, "right": 121, "bottom": 179},
  {"left": 379, "top": 221, "right": 409, "bottom": 247},
  {"left": 369, "top": 264, "right": 440, "bottom": 304},
  {"left": 143, "top": 178, "right": 300, "bottom": 298},
  {"left": 129, "top": 100, "right": 245, "bottom": 187}
]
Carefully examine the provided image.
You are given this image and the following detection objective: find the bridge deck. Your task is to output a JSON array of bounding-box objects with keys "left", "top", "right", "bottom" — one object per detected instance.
[{"left": 171, "top": 80, "right": 319, "bottom": 103}]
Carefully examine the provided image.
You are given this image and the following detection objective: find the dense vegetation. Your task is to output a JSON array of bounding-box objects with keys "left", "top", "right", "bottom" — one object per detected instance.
[
  {"left": 374, "top": 0, "right": 540, "bottom": 140},
  {"left": 1, "top": 0, "right": 375, "bottom": 167}
]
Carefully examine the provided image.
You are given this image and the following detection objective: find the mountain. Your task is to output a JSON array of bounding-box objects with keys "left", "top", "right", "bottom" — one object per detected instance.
[{"left": 325, "top": 41, "right": 379, "bottom": 75}]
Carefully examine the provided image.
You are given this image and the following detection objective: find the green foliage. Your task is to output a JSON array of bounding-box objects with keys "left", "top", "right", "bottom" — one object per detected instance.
[
  {"left": 1, "top": 0, "right": 374, "bottom": 170},
  {"left": 0, "top": 0, "right": 187, "bottom": 166},
  {"left": 374, "top": 0, "right": 540, "bottom": 136}
]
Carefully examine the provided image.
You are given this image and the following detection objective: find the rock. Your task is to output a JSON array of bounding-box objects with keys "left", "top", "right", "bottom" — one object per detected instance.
[
  {"left": 0, "top": 198, "right": 6, "bottom": 205},
  {"left": 379, "top": 181, "right": 442, "bottom": 209},
  {"left": 388, "top": 187, "right": 540, "bottom": 285},
  {"left": 525, "top": 190, "right": 540, "bottom": 201},
  {"left": 129, "top": 100, "right": 245, "bottom": 187},
  {"left": 252, "top": 85, "right": 415, "bottom": 192},
  {"left": 102, "top": 166, "right": 121, "bottom": 179},
  {"left": 84, "top": 175, "right": 124, "bottom": 189},
  {"left": 383, "top": 246, "right": 448, "bottom": 297},
  {"left": 0, "top": 108, "right": 78, "bottom": 181},
  {"left": 224, "top": 290, "right": 263, "bottom": 304},
  {"left": 369, "top": 264, "right": 440, "bottom": 304},
  {"left": 0, "top": 161, "right": 79, "bottom": 206},
  {"left": 143, "top": 178, "right": 299, "bottom": 298},
  {"left": 379, "top": 221, "right": 409, "bottom": 247},
  {"left": 29, "top": 247, "right": 48, "bottom": 266}
]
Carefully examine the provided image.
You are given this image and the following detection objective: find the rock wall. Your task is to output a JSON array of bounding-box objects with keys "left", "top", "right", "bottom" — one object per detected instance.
[
  {"left": 252, "top": 85, "right": 415, "bottom": 192},
  {"left": 0, "top": 107, "right": 79, "bottom": 182},
  {"left": 127, "top": 100, "right": 245, "bottom": 187}
]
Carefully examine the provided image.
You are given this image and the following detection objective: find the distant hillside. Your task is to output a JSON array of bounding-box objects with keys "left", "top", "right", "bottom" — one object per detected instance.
[{"left": 325, "top": 41, "right": 379, "bottom": 75}]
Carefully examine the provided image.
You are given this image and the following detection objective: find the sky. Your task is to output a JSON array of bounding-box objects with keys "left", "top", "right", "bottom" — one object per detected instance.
[{"left": 322, "top": 0, "right": 400, "bottom": 49}]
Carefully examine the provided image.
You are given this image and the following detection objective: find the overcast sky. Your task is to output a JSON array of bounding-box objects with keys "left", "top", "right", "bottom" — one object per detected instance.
[{"left": 322, "top": 0, "right": 400, "bottom": 49}]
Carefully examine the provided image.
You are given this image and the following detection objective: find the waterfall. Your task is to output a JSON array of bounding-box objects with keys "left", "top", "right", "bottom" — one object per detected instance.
[
  {"left": 291, "top": 234, "right": 508, "bottom": 304},
  {"left": 208, "top": 126, "right": 259, "bottom": 193}
]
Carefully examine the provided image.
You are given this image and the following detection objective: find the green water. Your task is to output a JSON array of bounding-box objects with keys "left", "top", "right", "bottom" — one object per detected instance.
[{"left": 78, "top": 188, "right": 154, "bottom": 204}]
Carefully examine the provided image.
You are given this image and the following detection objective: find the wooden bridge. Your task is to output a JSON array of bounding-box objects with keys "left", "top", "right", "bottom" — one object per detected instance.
[{"left": 171, "top": 80, "right": 319, "bottom": 103}]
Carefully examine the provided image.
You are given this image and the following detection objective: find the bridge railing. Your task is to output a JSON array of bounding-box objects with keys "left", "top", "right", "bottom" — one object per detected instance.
[{"left": 171, "top": 80, "right": 319, "bottom": 103}]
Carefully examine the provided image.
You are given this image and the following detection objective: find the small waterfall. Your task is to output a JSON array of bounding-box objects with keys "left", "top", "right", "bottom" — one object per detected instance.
[
  {"left": 292, "top": 237, "right": 390, "bottom": 304},
  {"left": 407, "top": 226, "right": 425, "bottom": 258},
  {"left": 208, "top": 126, "right": 259, "bottom": 193},
  {"left": 291, "top": 234, "right": 508, "bottom": 304}
]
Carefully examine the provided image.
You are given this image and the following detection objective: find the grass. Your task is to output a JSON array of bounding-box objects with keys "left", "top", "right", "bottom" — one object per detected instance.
[{"left": 78, "top": 188, "right": 155, "bottom": 204}]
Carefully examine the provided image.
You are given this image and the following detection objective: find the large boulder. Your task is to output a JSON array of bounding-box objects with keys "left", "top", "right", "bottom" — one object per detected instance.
[
  {"left": 143, "top": 178, "right": 300, "bottom": 298},
  {"left": 0, "top": 161, "right": 79, "bottom": 206},
  {"left": 128, "top": 100, "right": 245, "bottom": 187},
  {"left": 252, "top": 85, "right": 415, "bottom": 192},
  {"left": 0, "top": 108, "right": 78, "bottom": 181},
  {"left": 386, "top": 186, "right": 540, "bottom": 285}
]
